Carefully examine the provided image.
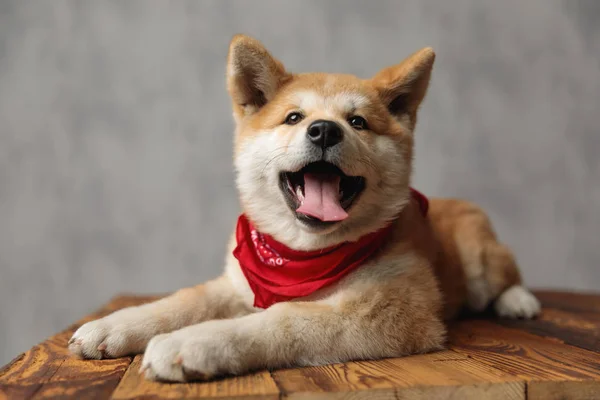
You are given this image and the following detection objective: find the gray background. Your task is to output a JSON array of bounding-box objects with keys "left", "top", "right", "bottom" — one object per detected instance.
[{"left": 1, "top": 0, "right": 599, "bottom": 365}]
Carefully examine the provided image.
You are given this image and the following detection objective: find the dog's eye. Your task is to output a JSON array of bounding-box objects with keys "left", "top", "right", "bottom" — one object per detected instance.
[
  {"left": 284, "top": 112, "right": 304, "bottom": 125},
  {"left": 348, "top": 116, "right": 368, "bottom": 130}
]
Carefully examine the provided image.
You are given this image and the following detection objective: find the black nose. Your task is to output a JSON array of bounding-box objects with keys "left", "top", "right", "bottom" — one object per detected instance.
[{"left": 306, "top": 120, "right": 343, "bottom": 149}]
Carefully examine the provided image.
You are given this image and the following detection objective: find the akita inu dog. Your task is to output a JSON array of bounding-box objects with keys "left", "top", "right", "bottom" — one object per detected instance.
[{"left": 69, "top": 35, "right": 540, "bottom": 382}]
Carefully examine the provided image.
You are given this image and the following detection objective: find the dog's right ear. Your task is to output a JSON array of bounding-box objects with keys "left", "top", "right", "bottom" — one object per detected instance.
[{"left": 227, "top": 35, "right": 289, "bottom": 120}]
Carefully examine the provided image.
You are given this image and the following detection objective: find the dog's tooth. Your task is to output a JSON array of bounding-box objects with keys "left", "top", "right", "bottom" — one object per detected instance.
[{"left": 296, "top": 186, "right": 304, "bottom": 200}]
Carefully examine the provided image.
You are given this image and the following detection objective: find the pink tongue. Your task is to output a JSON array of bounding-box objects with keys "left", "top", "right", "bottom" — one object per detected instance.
[{"left": 296, "top": 173, "right": 348, "bottom": 222}]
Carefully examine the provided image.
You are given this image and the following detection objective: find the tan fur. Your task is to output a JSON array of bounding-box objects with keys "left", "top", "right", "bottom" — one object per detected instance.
[
  {"left": 427, "top": 198, "right": 523, "bottom": 317},
  {"left": 69, "top": 35, "right": 539, "bottom": 382}
]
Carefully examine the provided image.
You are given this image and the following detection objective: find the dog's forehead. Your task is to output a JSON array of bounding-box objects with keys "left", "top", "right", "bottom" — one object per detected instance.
[
  {"left": 282, "top": 74, "right": 376, "bottom": 113},
  {"left": 292, "top": 91, "right": 369, "bottom": 113}
]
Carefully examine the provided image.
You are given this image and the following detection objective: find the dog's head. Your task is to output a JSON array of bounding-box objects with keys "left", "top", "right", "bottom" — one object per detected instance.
[{"left": 227, "top": 35, "right": 434, "bottom": 250}]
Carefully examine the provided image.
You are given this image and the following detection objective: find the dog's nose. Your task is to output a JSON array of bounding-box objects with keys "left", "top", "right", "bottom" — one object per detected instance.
[{"left": 306, "top": 120, "right": 343, "bottom": 149}]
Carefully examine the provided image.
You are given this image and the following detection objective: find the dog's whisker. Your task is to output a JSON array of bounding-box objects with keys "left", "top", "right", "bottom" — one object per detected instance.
[
  {"left": 355, "top": 156, "right": 378, "bottom": 172},
  {"left": 261, "top": 153, "right": 288, "bottom": 175}
]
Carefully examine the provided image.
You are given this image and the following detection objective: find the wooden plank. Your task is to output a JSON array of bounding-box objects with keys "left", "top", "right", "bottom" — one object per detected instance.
[
  {"left": 448, "top": 319, "right": 600, "bottom": 400},
  {"left": 534, "top": 290, "right": 600, "bottom": 314},
  {"left": 0, "top": 295, "right": 157, "bottom": 400},
  {"left": 271, "top": 350, "right": 524, "bottom": 399},
  {"left": 528, "top": 380, "right": 600, "bottom": 400},
  {"left": 449, "top": 319, "right": 600, "bottom": 379},
  {"left": 3, "top": 292, "right": 600, "bottom": 399},
  {"left": 112, "top": 355, "right": 281, "bottom": 400},
  {"left": 497, "top": 307, "right": 600, "bottom": 353}
]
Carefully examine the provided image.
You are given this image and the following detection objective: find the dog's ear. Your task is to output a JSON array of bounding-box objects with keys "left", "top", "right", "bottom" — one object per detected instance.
[
  {"left": 370, "top": 48, "right": 435, "bottom": 127},
  {"left": 227, "top": 35, "right": 290, "bottom": 119}
]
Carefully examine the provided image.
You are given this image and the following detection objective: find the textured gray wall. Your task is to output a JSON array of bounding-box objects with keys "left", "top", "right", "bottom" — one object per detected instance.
[{"left": 1, "top": 0, "right": 599, "bottom": 365}]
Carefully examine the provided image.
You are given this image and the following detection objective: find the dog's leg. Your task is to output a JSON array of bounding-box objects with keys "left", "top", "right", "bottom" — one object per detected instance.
[
  {"left": 481, "top": 241, "right": 541, "bottom": 319},
  {"left": 69, "top": 275, "right": 252, "bottom": 359},
  {"left": 445, "top": 200, "right": 541, "bottom": 319},
  {"left": 140, "top": 291, "right": 446, "bottom": 382}
]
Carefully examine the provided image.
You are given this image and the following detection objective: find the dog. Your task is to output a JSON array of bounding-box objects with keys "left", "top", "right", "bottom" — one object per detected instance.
[{"left": 68, "top": 34, "right": 541, "bottom": 382}]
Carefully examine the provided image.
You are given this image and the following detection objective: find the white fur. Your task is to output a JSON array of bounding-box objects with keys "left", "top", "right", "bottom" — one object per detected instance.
[
  {"left": 224, "top": 239, "right": 258, "bottom": 306},
  {"left": 293, "top": 90, "right": 370, "bottom": 115},
  {"left": 70, "top": 276, "right": 245, "bottom": 359},
  {"left": 466, "top": 277, "right": 493, "bottom": 312},
  {"left": 494, "top": 285, "right": 541, "bottom": 319},
  {"left": 69, "top": 304, "right": 163, "bottom": 359},
  {"left": 142, "top": 319, "right": 242, "bottom": 381}
]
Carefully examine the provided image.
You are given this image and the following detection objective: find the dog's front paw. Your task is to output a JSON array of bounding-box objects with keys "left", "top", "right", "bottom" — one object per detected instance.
[
  {"left": 141, "top": 321, "right": 242, "bottom": 382},
  {"left": 69, "top": 308, "right": 151, "bottom": 359}
]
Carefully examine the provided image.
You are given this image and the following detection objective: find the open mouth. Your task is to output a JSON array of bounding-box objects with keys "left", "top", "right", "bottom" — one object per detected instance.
[{"left": 279, "top": 161, "right": 365, "bottom": 228}]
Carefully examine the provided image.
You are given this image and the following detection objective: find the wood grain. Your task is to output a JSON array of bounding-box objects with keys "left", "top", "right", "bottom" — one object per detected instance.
[
  {"left": 112, "top": 355, "right": 281, "bottom": 400},
  {"left": 272, "top": 350, "right": 524, "bottom": 399},
  {"left": 497, "top": 307, "right": 600, "bottom": 353},
  {"left": 448, "top": 319, "right": 600, "bottom": 399},
  {"left": 535, "top": 290, "right": 600, "bottom": 314},
  {"left": 528, "top": 380, "right": 600, "bottom": 400},
  {"left": 2, "top": 291, "right": 600, "bottom": 399},
  {"left": 0, "top": 295, "right": 158, "bottom": 400}
]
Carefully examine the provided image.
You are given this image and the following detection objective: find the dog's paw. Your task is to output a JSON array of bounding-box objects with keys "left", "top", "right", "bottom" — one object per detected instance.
[
  {"left": 68, "top": 308, "right": 151, "bottom": 359},
  {"left": 494, "top": 285, "right": 541, "bottom": 319},
  {"left": 141, "top": 321, "right": 241, "bottom": 382}
]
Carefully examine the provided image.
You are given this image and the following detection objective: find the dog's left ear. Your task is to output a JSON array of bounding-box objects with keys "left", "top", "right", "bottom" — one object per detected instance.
[
  {"left": 227, "top": 34, "right": 290, "bottom": 120},
  {"left": 370, "top": 48, "right": 435, "bottom": 126}
]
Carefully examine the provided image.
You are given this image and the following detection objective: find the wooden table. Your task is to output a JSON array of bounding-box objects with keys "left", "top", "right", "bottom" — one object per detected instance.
[{"left": 1, "top": 291, "right": 599, "bottom": 399}]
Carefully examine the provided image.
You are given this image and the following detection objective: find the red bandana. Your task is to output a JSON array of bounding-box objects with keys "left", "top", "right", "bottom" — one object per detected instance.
[{"left": 233, "top": 188, "right": 428, "bottom": 308}]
